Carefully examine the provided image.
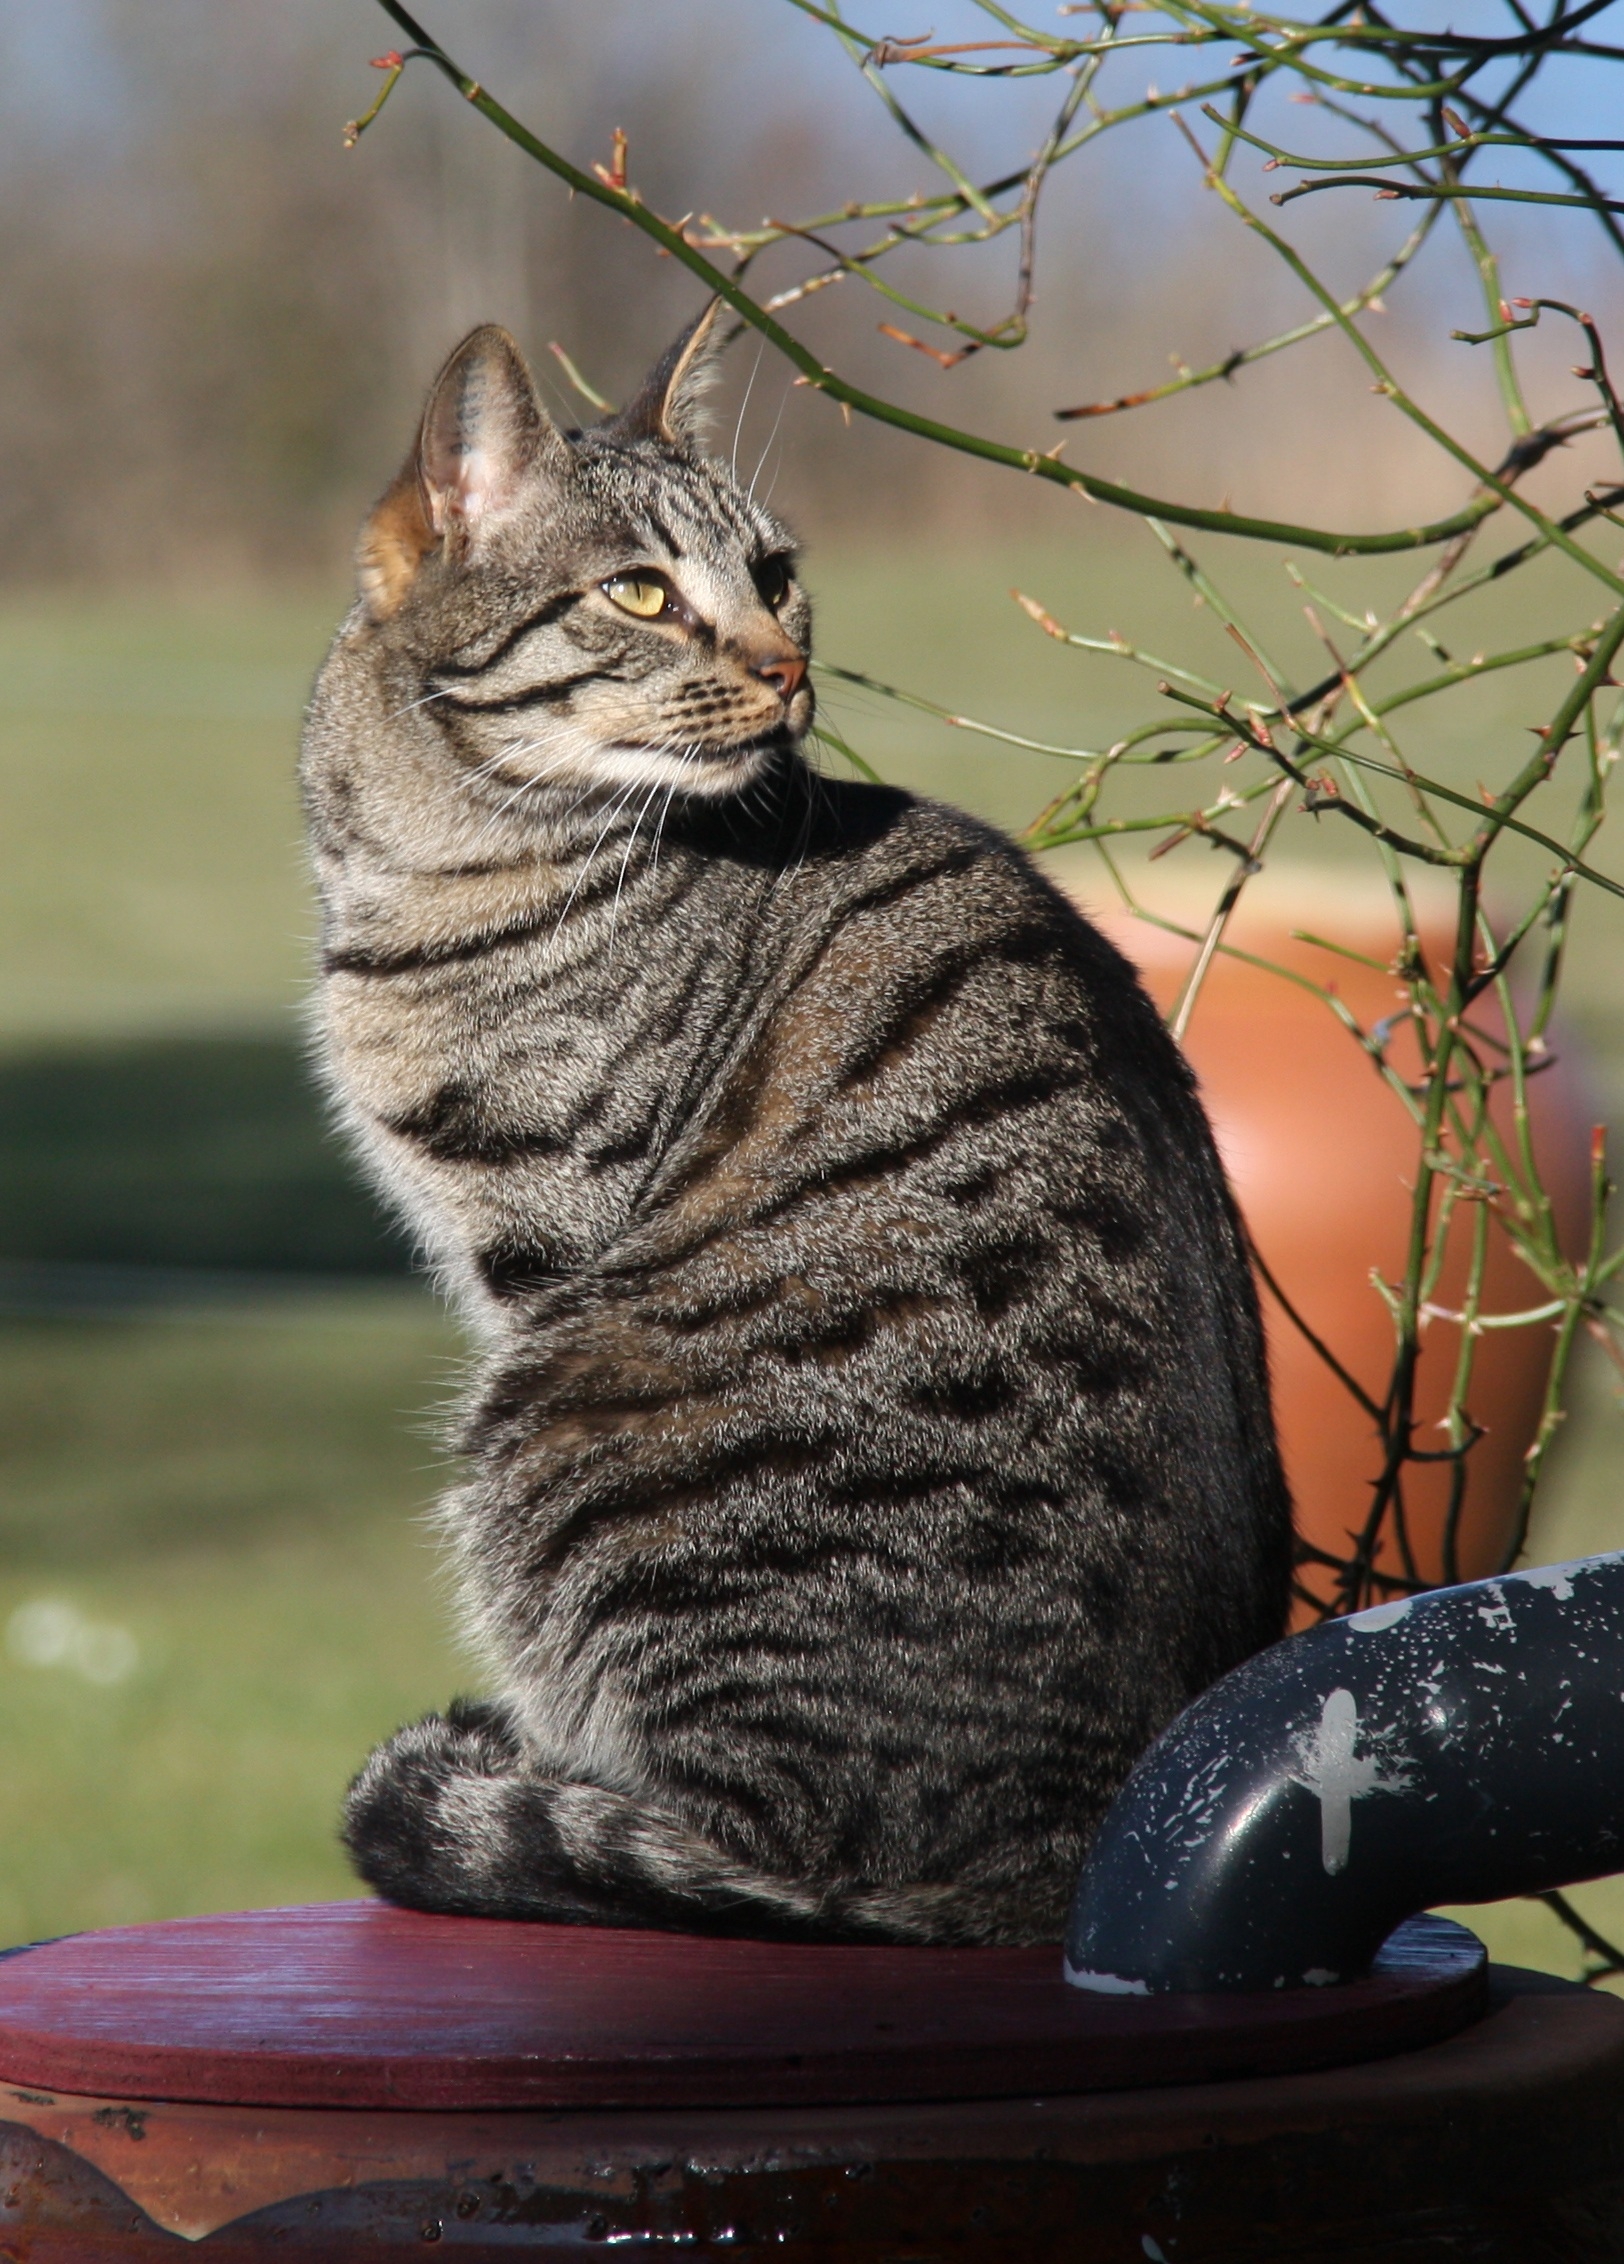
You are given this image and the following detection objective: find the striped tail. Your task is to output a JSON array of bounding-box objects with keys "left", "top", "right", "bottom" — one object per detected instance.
[{"left": 342, "top": 1699, "right": 1001, "bottom": 1945}]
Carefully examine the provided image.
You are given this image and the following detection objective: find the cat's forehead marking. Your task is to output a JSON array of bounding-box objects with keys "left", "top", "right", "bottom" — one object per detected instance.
[{"left": 577, "top": 440, "right": 784, "bottom": 569}]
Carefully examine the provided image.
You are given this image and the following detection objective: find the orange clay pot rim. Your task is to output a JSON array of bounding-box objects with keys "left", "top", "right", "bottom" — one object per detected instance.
[{"left": 1042, "top": 857, "right": 1465, "bottom": 961}]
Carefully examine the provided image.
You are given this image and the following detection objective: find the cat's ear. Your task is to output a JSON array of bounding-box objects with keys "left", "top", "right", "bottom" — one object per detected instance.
[
  {"left": 418, "top": 325, "right": 566, "bottom": 535},
  {"left": 358, "top": 326, "right": 570, "bottom": 619},
  {"left": 610, "top": 300, "right": 725, "bottom": 451}
]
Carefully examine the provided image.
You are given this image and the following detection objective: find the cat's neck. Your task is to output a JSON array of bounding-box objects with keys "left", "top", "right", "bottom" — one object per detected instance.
[{"left": 313, "top": 743, "right": 819, "bottom": 982}]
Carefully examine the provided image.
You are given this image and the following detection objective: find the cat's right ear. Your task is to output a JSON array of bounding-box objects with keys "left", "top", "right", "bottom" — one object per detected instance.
[{"left": 358, "top": 326, "right": 570, "bottom": 620}]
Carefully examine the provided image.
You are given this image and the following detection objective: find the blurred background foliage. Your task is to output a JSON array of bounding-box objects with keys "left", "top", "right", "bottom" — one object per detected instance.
[{"left": 2, "top": 0, "right": 1623, "bottom": 1979}]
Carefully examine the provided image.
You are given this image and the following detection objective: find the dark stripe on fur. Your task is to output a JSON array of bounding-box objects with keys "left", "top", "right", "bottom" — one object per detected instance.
[
  {"left": 431, "top": 591, "right": 582, "bottom": 677},
  {"left": 437, "top": 668, "right": 609, "bottom": 716},
  {"left": 479, "top": 1243, "right": 566, "bottom": 1298},
  {"left": 376, "top": 1085, "right": 571, "bottom": 1165},
  {"left": 322, "top": 912, "right": 558, "bottom": 976}
]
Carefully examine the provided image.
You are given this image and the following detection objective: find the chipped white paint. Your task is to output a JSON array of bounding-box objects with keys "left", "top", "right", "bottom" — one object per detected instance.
[
  {"left": 1346, "top": 1597, "right": 1413, "bottom": 1634},
  {"left": 1301, "top": 1967, "right": 1340, "bottom": 1987},
  {"left": 1476, "top": 1584, "right": 1515, "bottom": 1634},
  {"left": 1142, "top": 2240, "right": 1169, "bottom": 2263},
  {"left": 1291, "top": 1687, "right": 1413, "bottom": 1875},
  {"left": 1173, "top": 1752, "right": 1232, "bottom": 1844},
  {"left": 1514, "top": 1560, "right": 1583, "bottom": 1602},
  {"left": 1063, "top": 1960, "right": 1149, "bottom": 1995}
]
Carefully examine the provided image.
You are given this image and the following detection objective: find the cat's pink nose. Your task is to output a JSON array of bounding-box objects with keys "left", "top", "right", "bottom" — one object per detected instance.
[{"left": 755, "top": 653, "right": 806, "bottom": 703}]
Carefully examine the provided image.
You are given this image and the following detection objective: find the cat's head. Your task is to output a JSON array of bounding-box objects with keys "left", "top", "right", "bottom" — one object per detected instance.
[{"left": 353, "top": 308, "right": 812, "bottom": 805}]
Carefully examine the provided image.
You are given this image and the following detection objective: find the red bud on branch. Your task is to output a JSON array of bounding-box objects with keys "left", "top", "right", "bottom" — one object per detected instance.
[{"left": 592, "top": 128, "right": 630, "bottom": 194}]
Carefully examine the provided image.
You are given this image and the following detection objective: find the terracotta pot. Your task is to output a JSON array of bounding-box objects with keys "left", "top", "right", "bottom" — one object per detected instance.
[{"left": 1069, "top": 868, "right": 1593, "bottom": 1622}]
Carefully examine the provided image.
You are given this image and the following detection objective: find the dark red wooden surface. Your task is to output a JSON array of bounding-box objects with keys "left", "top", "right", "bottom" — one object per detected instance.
[
  {"left": 2, "top": 1968, "right": 1616, "bottom": 2260},
  {"left": 0, "top": 1903, "right": 1484, "bottom": 2111}
]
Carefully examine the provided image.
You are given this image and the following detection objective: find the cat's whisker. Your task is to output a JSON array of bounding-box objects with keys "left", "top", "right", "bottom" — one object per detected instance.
[
  {"left": 470, "top": 747, "right": 587, "bottom": 841},
  {"left": 781, "top": 754, "right": 823, "bottom": 888},
  {"left": 646, "top": 744, "right": 701, "bottom": 885},
  {"left": 606, "top": 777, "right": 667, "bottom": 955},
  {"left": 648, "top": 772, "right": 684, "bottom": 883},
  {"left": 456, "top": 732, "right": 554, "bottom": 793},
  {"left": 748, "top": 382, "right": 792, "bottom": 509},
  {"left": 387, "top": 688, "right": 455, "bottom": 723},
  {"left": 550, "top": 776, "right": 647, "bottom": 941},
  {"left": 467, "top": 770, "right": 611, "bottom": 858},
  {"left": 466, "top": 742, "right": 546, "bottom": 789},
  {"left": 731, "top": 337, "right": 766, "bottom": 482},
  {"left": 543, "top": 767, "right": 636, "bottom": 848}
]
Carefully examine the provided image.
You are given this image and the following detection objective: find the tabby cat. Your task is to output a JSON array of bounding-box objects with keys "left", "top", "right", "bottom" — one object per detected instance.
[{"left": 301, "top": 309, "right": 1291, "bottom": 1945}]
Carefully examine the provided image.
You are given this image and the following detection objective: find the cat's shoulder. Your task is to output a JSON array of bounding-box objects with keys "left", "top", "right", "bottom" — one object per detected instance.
[{"left": 805, "top": 772, "right": 1136, "bottom": 968}]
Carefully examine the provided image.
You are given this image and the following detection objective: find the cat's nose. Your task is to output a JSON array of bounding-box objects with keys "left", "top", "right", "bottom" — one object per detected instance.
[{"left": 753, "top": 653, "right": 806, "bottom": 703}]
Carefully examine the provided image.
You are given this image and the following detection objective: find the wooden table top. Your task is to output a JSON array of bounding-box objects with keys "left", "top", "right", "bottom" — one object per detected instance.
[{"left": 0, "top": 1902, "right": 1485, "bottom": 2110}]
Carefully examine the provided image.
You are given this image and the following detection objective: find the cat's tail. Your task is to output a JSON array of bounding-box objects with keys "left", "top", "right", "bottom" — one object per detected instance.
[{"left": 341, "top": 1700, "right": 1005, "bottom": 1946}]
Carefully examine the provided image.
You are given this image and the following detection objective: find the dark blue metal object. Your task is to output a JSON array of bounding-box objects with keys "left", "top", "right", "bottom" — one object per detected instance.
[{"left": 1065, "top": 1551, "right": 1624, "bottom": 1994}]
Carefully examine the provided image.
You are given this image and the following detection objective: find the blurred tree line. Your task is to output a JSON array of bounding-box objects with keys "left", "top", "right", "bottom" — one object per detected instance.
[{"left": 9, "top": 0, "right": 1611, "bottom": 587}]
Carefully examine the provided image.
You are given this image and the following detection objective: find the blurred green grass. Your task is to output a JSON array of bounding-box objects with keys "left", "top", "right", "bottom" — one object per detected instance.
[
  {"left": 0, "top": 595, "right": 335, "bottom": 1041},
  {"left": 0, "top": 1293, "right": 458, "bottom": 1568},
  {"left": 0, "top": 1291, "right": 464, "bottom": 1946},
  {"left": 2, "top": 558, "right": 1622, "bottom": 1971}
]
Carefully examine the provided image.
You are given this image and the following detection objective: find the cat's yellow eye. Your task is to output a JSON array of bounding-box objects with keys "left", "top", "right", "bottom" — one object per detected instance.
[{"left": 603, "top": 576, "right": 668, "bottom": 620}]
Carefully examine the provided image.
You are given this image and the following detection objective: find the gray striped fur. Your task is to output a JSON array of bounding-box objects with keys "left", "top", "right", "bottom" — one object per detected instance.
[{"left": 301, "top": 316, "right": 1291, "bottom": 1945}]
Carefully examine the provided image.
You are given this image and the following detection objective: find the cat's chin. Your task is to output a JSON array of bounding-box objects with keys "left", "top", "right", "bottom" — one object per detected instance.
[
  {"left": 681, "top": 731, "right": 792, "bottom": 799},
  {"left": 598, "top": 730, "right": 793, "bottom": 800}
]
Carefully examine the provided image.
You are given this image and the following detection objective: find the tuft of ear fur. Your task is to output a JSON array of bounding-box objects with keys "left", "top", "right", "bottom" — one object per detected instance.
[
  {"left": 357, "top": 463, "right": 436, "bottom": 622},
  {"left": 357, "top": 325, "right": 570, "bottom": 620},
  {"left": 610, "top": 300, "right": 725, "bottom": 452}
]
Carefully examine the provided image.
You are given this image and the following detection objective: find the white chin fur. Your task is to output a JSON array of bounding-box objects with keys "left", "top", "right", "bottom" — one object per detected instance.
[
  {"left": 596, "top": 739, "right": 778, "bottom": 797},
  {"left": 480, "top": 728, "right": 779, "bottom": 803}
]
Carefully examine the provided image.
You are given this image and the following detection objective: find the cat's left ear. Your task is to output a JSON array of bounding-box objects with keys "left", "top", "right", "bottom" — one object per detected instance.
[
  {"left": 417, "top": 325, "right": 569, "bottom": 541},
  {"left": 610, "top": 300, "right": 725, "bottom": 451},
  {"left": 359, "top": 326, "right": 570, "bottom": 619}
]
